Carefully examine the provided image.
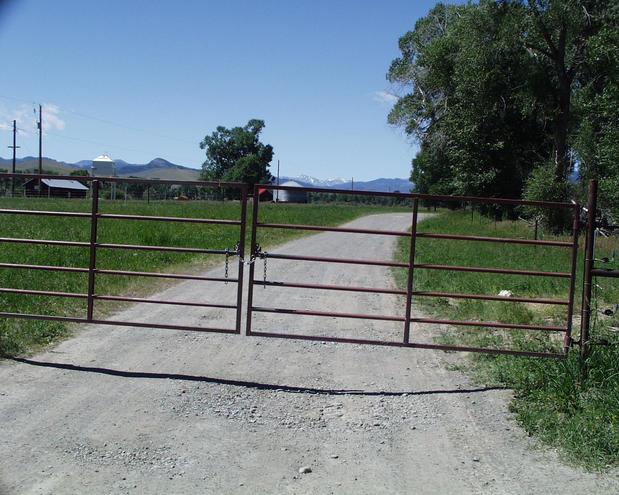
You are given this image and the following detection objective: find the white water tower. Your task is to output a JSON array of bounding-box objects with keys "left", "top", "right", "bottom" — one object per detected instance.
[
  {"left": 91, "top": 154, "right": 117, "bottom": 199},
  {"left": 91, "top": 154, "right": 115, "bottom": 177}
]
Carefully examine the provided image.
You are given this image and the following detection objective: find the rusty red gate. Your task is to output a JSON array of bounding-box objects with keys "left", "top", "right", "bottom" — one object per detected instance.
[
  {"left": 246, "top": 184, "right": 580, "bottom": 358},
  {"left": 0, "top": 174, "right": 581, "bottom": 358},
  {"left": 0, "top": 174, "right": 248, "bottom": 335}
]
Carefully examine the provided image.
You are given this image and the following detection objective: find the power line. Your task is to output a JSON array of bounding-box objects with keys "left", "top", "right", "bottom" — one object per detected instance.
[
  {"left": 0, "top": 94, "right": 202, "bottom": 165},
  {"left": 0, "top": 94, "right": 197, "bottom": 146},
  {"left": 45, "top": 131, "right": 200, "bottom": 165},
  {"left": 61, "top": 108, "right": 197, "bottom": 145}
]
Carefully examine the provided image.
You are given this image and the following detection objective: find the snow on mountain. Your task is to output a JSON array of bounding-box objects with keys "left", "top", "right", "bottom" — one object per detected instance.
[
  {"left": 288, "top": 175, "right": 348, "bottom": 187},
  {"left": 278, "top": 175, "right": 414, "bottom": 193}
]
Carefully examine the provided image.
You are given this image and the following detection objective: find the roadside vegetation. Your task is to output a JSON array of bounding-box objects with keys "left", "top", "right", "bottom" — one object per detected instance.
[
  {"left": 388, "top": 1, "right": 618, "bottom": 227},
  {"left": 0, "top": 197, "right": 406, "bottom": 356},
  {"left": 395, "top": 209, "right": 619, "bottom": 469}
]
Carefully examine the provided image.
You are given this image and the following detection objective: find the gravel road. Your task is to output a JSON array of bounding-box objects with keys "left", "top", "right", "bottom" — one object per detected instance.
[{"left": 1, "top": 212, "right": 618, "bottom": 495}]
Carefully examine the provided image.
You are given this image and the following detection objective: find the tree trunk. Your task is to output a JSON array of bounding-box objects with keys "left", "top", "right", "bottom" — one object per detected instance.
[{"left": 553, "top": 74, "right": 571, "bottom": 182}]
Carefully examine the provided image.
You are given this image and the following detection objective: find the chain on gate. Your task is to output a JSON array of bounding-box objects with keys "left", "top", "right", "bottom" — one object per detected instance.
[{"left": 240, "top": 244, "right": 268, "bottom": 288}]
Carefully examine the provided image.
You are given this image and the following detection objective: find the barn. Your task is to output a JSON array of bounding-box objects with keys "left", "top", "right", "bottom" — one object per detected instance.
[
  {"left": 258, "top": 187, "right": 274, "bottom": 202},
  {"left": 24, "top": 179, "right": 89, "bottom": 199},
  {"left": 276, "top": 180, "right": 308, "bottom": 203}
]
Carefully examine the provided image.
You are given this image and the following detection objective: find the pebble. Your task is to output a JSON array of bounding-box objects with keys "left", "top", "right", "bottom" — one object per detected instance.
[
  {"left": 330, "top": 454, "right": 339, "bottom": 459},
  {"left": 298, "top": 466, "right": 312, "bottom": 474},
  {"left": 473, "top": 457, "right": 480, "bottom": 462}
]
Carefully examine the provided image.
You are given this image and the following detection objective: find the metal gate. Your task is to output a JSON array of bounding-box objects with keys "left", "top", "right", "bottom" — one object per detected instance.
[
  {"left": 0, "top": 174, "right": 582, "bottom": 358},
  {"left": 0, "top": 173, "right": 248, "bottom": 335},
  {"left": 246, "top": 184, "right": 580, "bottom": 358}
]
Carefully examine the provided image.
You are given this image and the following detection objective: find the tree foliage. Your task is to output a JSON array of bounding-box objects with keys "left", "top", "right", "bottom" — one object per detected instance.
[
  {"left": 387, "top": 0, "right": 618, "bottom": 220},
  {"left": 199, "top": 119, "right": 273, "bottom": 188}
]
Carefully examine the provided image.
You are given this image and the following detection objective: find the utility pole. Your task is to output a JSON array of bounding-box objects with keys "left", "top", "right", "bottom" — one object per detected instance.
[
  {"left": 37, "top": 104, "right": 42, "bottom": 196},
  {"left": 37, "top": 104, "right": 42, "bottom": 175},
  {"left": 276, "top": 159, "right": 280, "bottom": 202},
  {"left": 351, "top": 177, "right": 354, "bottom": 191},
  {"left": 8, "top": 120, "right": 20, "bottom": 197}
]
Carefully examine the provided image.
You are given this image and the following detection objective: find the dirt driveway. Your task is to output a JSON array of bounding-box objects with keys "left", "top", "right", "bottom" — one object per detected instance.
[{"left": 1, "top": 213, "right": 617, "bottom": 494}]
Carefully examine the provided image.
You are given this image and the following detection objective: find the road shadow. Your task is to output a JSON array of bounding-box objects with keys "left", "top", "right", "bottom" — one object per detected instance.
[{"left": 8, "top": 357, "right": 508, "bottom": 397}]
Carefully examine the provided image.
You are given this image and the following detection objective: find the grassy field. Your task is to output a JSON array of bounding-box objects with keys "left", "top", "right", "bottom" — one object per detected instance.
[
  {"left": 0, "top": 197, "right": 407, "bottom": 356},
  {"left": 396, "top": 209, "right": 619, "bottom": 469}
]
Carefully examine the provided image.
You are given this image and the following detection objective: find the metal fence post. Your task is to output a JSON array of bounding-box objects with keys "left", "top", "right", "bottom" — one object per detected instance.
[
  {"left": 565, "top": 203, "right": 580, "bottom": 352},
  {"left": 235, "top": 185, "right": 247, "bottom": 334},
  {"left": 86, "top": 180, "right": 100, "bottom": 321},
  {"left": 580, "top": 179, "right": 598, "bottom": 360},
  {"left": 403, "top": 198, "right": 419, "bottom": 343},
  {"left": 245, "top": 185, "right": 260, "bottom": 335}
]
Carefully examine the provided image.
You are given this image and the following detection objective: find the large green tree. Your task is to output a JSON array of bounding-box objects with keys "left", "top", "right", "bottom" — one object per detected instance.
[
  {"left": 388, "top": 2, "right": 550, "bottom": 198},
  {"left": 387, "top": 0, "right": 618, "bottom": 216},
  {"left": 571, "top": 1, "right": 619, "bottom": 217},
  {"left": 199, "top": 119, "right": 273, "bottom": 187}
]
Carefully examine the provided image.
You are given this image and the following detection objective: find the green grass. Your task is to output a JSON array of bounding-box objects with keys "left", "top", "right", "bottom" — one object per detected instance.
[
  {"left": 0, "top": 197, "right": 407, "bottom": 356},
  {"left": 395, "top": 209, "right": 619, "bottom": 469}
]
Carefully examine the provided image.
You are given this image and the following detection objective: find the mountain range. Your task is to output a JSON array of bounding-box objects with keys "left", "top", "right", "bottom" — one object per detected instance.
[
  {"left": 0, "top": 156, "right": 413, "bottom": 193},
  {"left": 278, "top": 176, "right": 414, "bottom": 193}
]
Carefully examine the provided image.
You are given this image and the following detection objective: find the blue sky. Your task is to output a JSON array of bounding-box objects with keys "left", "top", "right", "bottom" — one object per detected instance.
[{"left": 0, "top": 0, "right": 441, "bottom": 180}]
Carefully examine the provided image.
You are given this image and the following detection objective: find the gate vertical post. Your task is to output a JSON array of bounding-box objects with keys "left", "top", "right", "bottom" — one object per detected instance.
[
  {"left": 565, "top": 203, "right": 580, "bottom": 352},
  {"left": 245, "top": 185, "right": 260, "bottom": 335},
  {"left": 580, "top": 179, "right": 598, "bottom": 359},
  {"left": 86, "top": 180, "right": 100, "bottom": 321},
  {"left": 235, "top": 185, "right": 248, "bottom": 334},
  {"left": 403, "top": 197, "right": 419, "bottom": 343}
]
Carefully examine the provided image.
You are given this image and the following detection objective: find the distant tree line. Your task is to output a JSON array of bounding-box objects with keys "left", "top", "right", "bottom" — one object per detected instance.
[{"left": 387, "top": 0, "right": 618, "bottom": 227}]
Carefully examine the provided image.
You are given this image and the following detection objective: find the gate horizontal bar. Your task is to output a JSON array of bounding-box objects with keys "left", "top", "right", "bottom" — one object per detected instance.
[
  {"left": 415, "top": 263, "right": 571, "bottom": 278},
  {"left": 410, "top": 316, "right": 566, "bottom": 332},
  {"left": 259, "top": 280, "right": 568, "bottom": 305},
  {"left": 255, "top": 224, "right": 572, "bottom": 246},
  {"left": 255, "top": 184, "right": 575, "bottom": 209},
  {"left": 412, "top": 290, "right": 568, "bottom": 305},
  {"left": 591, "top": 268, "right": 619, "bottom": 278},
  {"left": 96, "top": 243, "right": 232, "bottom": 255},
  {"left": 0, "top": 262, "right": 89, "bottom": 273},
  {"left": 98, "top": 213, "right": 241, "bottom": 226},
  {"left": 416, "top": 232, "right": 572, "bottom": 247},
  {"left": 252, "top": 306, "right": 405, "bottom": 322},
  {"left": 252, "top": 306, "right": 564, "bottom": 330},
  {"left": 257, "top": 222, "right": 409, "bottom": 237},
  {"left": 261, "top": 280, "right": 407, "bottom": 295},
  {"left": 0, "top": 172, "right": 248, "bottom": 189},
  {"left": 249, "top": 331, "right": 565, "bottom": 358},
  {"left": 259, "top": 183, "right": 575, "bottom": 208},
  {"left": 0, "top": 237, "right": 89, "bottom": 248},
  {"left": 259, "top": 184, "right": 412, "bottom": 199},
  {"left": 263, "top": 253, "right": 408, "bottom": 268},
  {"left": 0, "top": 289, "right": 238, "bottom": 309},
  {"left": 95, "top": 268, "right": 235, "bottom": 283},
  {"left": 0, "top": 311, "right": 237, "bottom": 334},
  {"left": 414, "top": 192, "right": 576, "bottom": 209},
  {"left": 0, "top": 287, "right": 87, "bottom": 298},
  {"left": 0, "top": 208, "right": 90, "bottom": 218},
  {"left": 261, "top": 255, "right": 568, "bottom": 277},
  {"left": 93, "top": 294, "right": 236, "bottom": 309}
]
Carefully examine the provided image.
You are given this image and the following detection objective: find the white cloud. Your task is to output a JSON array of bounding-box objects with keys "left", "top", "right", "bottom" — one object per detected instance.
[
  {"left": 0, "top": 104, "right": 37, "bottom": 136},
  {"left": 0, "top": 102, "right": 66, "bottom": 136},
  {"left": 373, "top": 90, "right": 398, "bottom": 105},
  {"left": 42, "top": 103, "right": 66, "bottom": 133}
]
